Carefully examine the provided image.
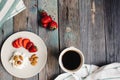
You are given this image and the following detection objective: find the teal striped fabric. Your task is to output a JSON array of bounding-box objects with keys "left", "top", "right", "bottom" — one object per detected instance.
[
  {"left": 0, "top": 0, "right": 26, "bottom": 27},
  {"left": 0, "top": 0, "right": 7, "bottom": 11},
  {"left": 55, "top": 63, "right": 120, "bottom": 80}
]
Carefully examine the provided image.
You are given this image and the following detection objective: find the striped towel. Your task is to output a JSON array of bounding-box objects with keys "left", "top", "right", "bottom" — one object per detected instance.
[
  {"left": 55, "top": 63, "right": 120, "bottom": 80},
  {"left": 0, "top": 0, "right": 26, "bottom": 27}
]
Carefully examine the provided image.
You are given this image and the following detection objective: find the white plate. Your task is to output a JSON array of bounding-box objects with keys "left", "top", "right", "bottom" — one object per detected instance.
[{"left": 1, "top": 31, "right": 47, "bottom": 78}]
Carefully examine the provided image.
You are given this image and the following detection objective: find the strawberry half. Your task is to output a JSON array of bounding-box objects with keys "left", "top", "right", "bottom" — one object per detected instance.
[
  {"left": 29, "top": 45, "right": 37, "bottom": 53},
  {"left": 22, "top": 38, "right": 30, "bottom": 48},
  {"left": 26, "top": 42, "right": 34, "bottom": 50},
  {"left": 41, "top": 16, "right": 52, "bottom": 24},
  {"left": 12, "top": 40, "right": 18, "bottom": 48},
  {"left": 18, "top": 38, "right": 23, "bottom": 47},
  {"left": 12, "top": 39, "right": 20, "bottom": 48},
  {"left": 49, "top": 20, "right": 58, "bottom": 30}
]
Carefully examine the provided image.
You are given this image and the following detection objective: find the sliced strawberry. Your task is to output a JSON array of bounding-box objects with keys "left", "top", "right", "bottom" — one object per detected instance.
[
  {"left": 29, "top": 45, "right": 37, "bottom": 53},
  {"left": 18, "top": 38, "right": 23, "bottom": 47},
  {"left": 26, "top": 42, "right": 34, "bottom": 50},
  {"left": 22, "top": 38, "right": 30, "bottom": 48},
  {"left": 12, "top": 39, "right": 20, "bottom": 48},
  {"left": 12, "top": 40, "right": 18, "bottom": 48}
]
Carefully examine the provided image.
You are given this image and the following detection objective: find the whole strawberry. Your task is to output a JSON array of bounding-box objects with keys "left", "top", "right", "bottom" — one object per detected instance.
[
  {"left": 49, "top": 20, "right": 58, "bottom": 30},
  {"left": 40, "top": 10, "right": 47, "bottom": 18},
  {"left": 42, "top": 23, "right": 48, "bottom": 28},
  {"left": 41, "top": 16, "right": 52, "bottom": 24}
]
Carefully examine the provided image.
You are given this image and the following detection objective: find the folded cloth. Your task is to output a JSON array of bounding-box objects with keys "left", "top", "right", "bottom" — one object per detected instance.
[
  {"left": 0, "top": 0, "right": 26, "bottom": 27},
  {"left": 55, "top": 63, "right": 120, "bottom": 80}
]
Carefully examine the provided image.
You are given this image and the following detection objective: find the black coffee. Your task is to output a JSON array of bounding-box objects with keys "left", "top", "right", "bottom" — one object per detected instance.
[{"left": 62, "top": 50, "right": 81, "bottom": 70}]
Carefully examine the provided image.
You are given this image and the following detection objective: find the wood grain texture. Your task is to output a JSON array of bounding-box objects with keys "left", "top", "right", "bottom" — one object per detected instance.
[
  {"left": 79, "top": 0, "right": 93, "bottom": 64},
  {"left": 59, "top": 0, "right": 80, "bottom": 73},
  {"left": 1, "top": 0, "right": 120, "bottom": 80},
  {"left": 104, "top": 0, "right": 120, "bottom": 63},
  {"left": 79, "top": 0, "right": 106, "bottom": 66},
  {"left": 59, "top": 0, "right": 80, "bottom": 49},
  {"left": 89, "top": 0, "right": 106, "bottom": 66},
  {"left": 0, "top": 19, "right": 13, "bottom": 80},
  {"left": 38, "top": 0, "right": 59, "bottom": 80},
  {"left": 13, "top": 0, "right": 38, "bottom": 80}
]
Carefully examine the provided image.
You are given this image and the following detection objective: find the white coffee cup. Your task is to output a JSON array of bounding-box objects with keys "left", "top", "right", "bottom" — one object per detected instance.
[{"left": 59, "top": 47, "right": 84, "bottom": 73}]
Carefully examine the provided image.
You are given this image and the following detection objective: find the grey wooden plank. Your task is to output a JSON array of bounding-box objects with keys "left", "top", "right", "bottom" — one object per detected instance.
[
  {"left": 0, "top": 19, "right": 13, "bottom": 80},
  {"left": 59, "top": 0, "right": 80, "bottom": 48},
  {"left": 104, "top": 0, "right": 120, "bottom": 63},
  {"left": 59, "top": 0, "right": 80, "bottom": 72},
  {"left": 79, "top": 0, "right": 92, "bottom": 64},
  {"left": 89, "top": 0, "right": 106, "bottom": 66},
  {"left": 79, "top": 0, "right": 106, "bottom": 66},
  {"left": 38, "top": 0, "right": 59, "bottom": 80},
  {"left": 13, "top": 0, "right": 38, "bottom": 80}
]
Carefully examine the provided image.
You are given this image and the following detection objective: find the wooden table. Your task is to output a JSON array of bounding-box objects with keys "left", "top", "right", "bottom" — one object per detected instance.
[{"left": 0, "top": 0, "right": 120, "bottom": 80}]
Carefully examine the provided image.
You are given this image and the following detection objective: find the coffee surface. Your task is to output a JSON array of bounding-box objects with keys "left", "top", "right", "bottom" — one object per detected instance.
[{"left": 62, "top": 50, "right": 81, "bottom": 70}]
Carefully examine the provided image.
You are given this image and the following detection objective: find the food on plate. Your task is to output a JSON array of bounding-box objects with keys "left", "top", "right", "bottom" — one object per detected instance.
[
  {"left": 12, "top": 38, "right": 38, "bottom": 53},
  {"left": 40, "top": 10, "right": 58, "bottom": 30},
  {"left": 18, "top": 38, "right": 23, "bottom": 46},
  {"left": 49, "top": 20, "right": 58, "bottom": 30},
  {"left": 12, "top": 39, "right": 20, "bottom": 48},
  {"left": 22, "top": 38, "right": 30, "bottom": 48},
  {"left": 9, "top": 51, "right": 28, "bottom": 69},
  {"left": 26, "top": 42, "right": 34, "bottom": 49},
  {"left": 29, "top": 54, "right": 38, "bottom": 66},
  {"left": 29, "top": 46, "right": 37, "bottom": 53}
]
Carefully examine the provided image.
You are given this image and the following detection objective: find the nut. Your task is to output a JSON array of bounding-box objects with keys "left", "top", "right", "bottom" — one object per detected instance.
[
  {"left": 13, "top": 55, "right": 19, "bottom": 61},
  {"left": 31, "top": 54, "right": 36, "bottom": 58},
  {"left": 19, "top": 55, "right": 23, "bottom": 61},
  {"left": 29, "top": 58, "right": 33, "bottom": 62},
  {"left": 17, "top": 61, "right": 22, "bottom": 65},
  {"left": 33, "top": 57, "right": 38, "bottom": 61},
  {"left": 31, "top": 61, "right": 37, "bottom": 66},
  {"left": 29, "top": 54, "right": 38, "bottom": 66}
]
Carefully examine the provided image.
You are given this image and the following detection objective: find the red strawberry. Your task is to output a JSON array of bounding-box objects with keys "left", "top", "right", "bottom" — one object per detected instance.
[
  {"left": 12, "top": 39, "right": 20, "bottom": 48},
  {"left": 40, "top": 10, "right": 47, "bottom": 18},
  {"left": 12, "top": 40, "right": 18, "bottom": 48},
  {"left": 41, "top": 16, "right": 52, "bottom": 24},
  {"left": 49, "top": 20, "right": 58, "bottom": 30},
  {"left": 22, "top": 38, "right": 30, "bottom": 48},
  {"left": 29, "top": 45, "right": 37, "bottom": 53},
  {"left": 18, "top": 38, "right": 23, "bottom": 46},
  {"left": 26, "top": 42, "right": 34, "bottom": 50},
  {"left": 42, "top": 23, "right": 48, "bottom": 28}
]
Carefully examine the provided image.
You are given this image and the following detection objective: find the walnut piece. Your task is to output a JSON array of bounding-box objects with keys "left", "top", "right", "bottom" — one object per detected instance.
[{"left": 29, "top": 54, "right": 38, "bottom": 66}]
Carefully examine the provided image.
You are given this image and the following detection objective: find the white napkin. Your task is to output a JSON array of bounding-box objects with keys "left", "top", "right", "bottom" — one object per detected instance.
[
  {"left": 55, "top": 63, "right": 120, "bottom": 80},
  {"left": 0, "top": 0, "right": 26, "bottom": 27}
]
